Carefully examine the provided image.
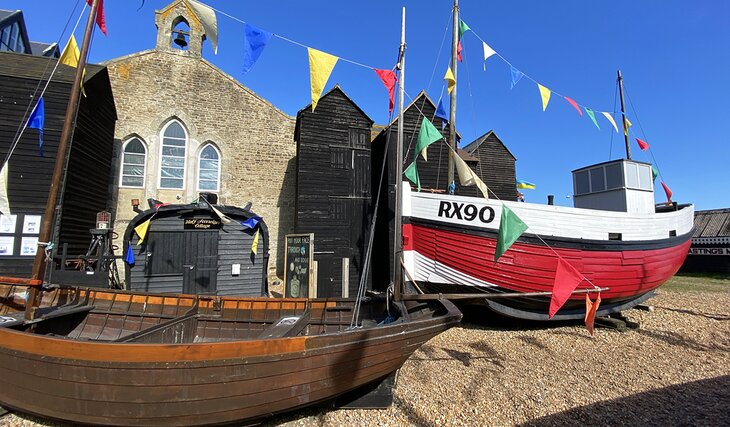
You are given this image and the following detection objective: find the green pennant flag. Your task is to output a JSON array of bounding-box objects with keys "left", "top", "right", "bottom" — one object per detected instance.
[
  {"left": 494, "top": 206, "right": 528, "bottom": 264},
  {"left": 651, "top": 165, "right": 658, "bottom": 182},
  {"left": 404, "top": 161, "right": 420, "bottom": 191},
  {"left": 459, "top": 19, "right": 471, "bottom": 39},
  {"left": 414, "top": 117, "right": 444, "bottom": 162},
  {"left": 584, "top": 107, "right": 600, "bottom": 130}
]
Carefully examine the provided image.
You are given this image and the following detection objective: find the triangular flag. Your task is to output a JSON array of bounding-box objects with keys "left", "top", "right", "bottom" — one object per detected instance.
[
  {"left": 134, "top": 219, "right": 150, "bottom": 244},
  {"left": 403, "top": 161, "right": 420, "bottom": 191},
  {"left": 636, "top": 137, "right": 650, "bottom": 151},
  {"left": 27, "top": 97, "right": 45, "bottom": 156},
  {"left": 549, "top": 257, "right": 585, "bottom": 318},
  {"left": 242, "top": 23, "right": 272, "bottom": 73},
  {"left": 452, "top": 148, "right": 488, "bottom": 199},
  {"left": 435, "top": 98, "right": 449, "bottom": 123},
  {"left": 210, "top": 204, "right": 232, "bottom": 224},
  {"left": 585, "top": 108, "right": 600, "bottom": 129},
  {"left": 85, "top": 0, "right": 107, "bottom": 36},
  {"left": 458, "top": 19, "right": 470, "bottom": 39},
  {"left": 623, "top": 117, "right": 632, "bottom": 136},
  {"left": 482, "top": 42, "right": 496, "bottom": 71},
  {"left": 584, "top": 293, "right": 601, "bottom": 336},
  {"left": 510, "top": 66, "right": 523, "bottom": 89},
  {"left": 537, "top": 84, "right": 551, "bottom": 112},
  {"left": 251, "top": 229, "right": 260, "bottom": 255},
  {"left": 0, "top": 163, "right": 10, "bottom": 215},
  {"left": 563, "top": 96, "right": 582, "bottom": 116},
  {"left": 188, "top": 0, "right": 218, "bottom": 54},
  {"left": 661, "top": 181, "right": 673, "bottom": 204},
  {"left": 601, "top": 112, "right": 619, "bottom": 133},
  {"left": 444, "top": 67, "right": 456, "bottom": 94},
  {"left": 494, "top": 206, "right": 528, "bottom": 263},
  {"left": 457, "top": 40, "right": 463, "bottom": 62},
  {"left": 651, "top": 165, "right": 658, "bottom": 182},
  {"left": 414, "top": 117, "right": 444, "bottom": 162},
  {"left": 125, "top": 245, "right": 135, "bottom": 265},
  {"left": 59, "top": 35, "right": 86, "bottom": 97},
  {"left": 308, "top": 48, "right": 338, "bottom": 111},
  {"left": 241, "top": 216, "right": 261, "bottom": 229},
  {"left": 374, "top": 69, "right": 397, "bottom": 114}
]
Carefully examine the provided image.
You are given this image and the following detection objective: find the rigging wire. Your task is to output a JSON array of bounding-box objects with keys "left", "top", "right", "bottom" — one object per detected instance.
[
  {"left": 624, "top": 83, "right": 665, "bottom": 181},
  {"left": 425, "top": 13, "right": 453, "bottom": 94}
]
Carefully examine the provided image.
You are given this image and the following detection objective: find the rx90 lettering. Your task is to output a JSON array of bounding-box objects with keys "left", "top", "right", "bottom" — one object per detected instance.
[{"left": 437, "top": 201, "right": 495, "bottom": 223}]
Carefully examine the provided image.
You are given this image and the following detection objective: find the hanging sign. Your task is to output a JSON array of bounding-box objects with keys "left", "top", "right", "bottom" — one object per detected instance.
[
  {"left": 284, "top": 233, "right": 314, "bottom": 298},
  {"left": 184, "top": 218, "right": 222, "bottom": 230}
]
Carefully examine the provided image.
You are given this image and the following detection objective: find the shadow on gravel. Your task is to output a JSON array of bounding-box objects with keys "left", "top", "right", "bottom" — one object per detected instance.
[
  {"left": 459, "top": 304, "right": 581, "bottom": 332},
  {"left": 519, "top": 375, "right": 730, "bottom": 427},
  {"left": 659, "top": 306, "right": 730, "bottom": 321},
  {"left": 635, "top": 328, "right": 728, "bottom": 353}
]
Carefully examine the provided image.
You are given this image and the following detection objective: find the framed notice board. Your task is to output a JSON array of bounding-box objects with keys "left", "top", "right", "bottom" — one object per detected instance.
[{"left": 284, "top": 233, "right": 314, "bottom": 298}]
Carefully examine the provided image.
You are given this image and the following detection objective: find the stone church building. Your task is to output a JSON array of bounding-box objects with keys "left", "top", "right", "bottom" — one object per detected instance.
[{"left": 105, "top": 0, "right": 296, "bottom": 277}]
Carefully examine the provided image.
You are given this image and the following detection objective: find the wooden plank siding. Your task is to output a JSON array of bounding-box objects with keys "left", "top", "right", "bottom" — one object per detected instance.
[
  {"left": 294, "top": 86, "right": 374, "bottom": 297},
  {"left": 460, "top": 130, "right": 517, "bottom": 201},
  {"left": 0, "top": 52, "right": 116, "bottom": 277},
  {"left": 124, "top": 205, "right": 268, "bottom": 296}
]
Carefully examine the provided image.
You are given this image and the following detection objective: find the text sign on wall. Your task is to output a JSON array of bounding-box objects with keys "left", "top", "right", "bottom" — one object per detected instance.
[
  {"left": 688, "top": 247, "right": 730, "bottom": 256},
  {"left": 184, "top": 218, "right": 222, "bottom": 230},
  {"left": 284, "top": 233, "right": 314, "bottom": 298}
]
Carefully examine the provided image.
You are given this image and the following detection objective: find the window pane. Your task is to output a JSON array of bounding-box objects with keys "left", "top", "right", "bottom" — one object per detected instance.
[
  {"left": 161, "top": 156, "right": 184, "bottom": 167},
  {"left": 199, "top": 159, "right": 218, "bottom": 170},
  {"left": 626, "top": 163, "right": 639, "bottom": 188},
  {"left": 199, "top": 180, "right": 217, "bottom": 190},
  {"left": 161, "top": 167, "right": 184, "bottom": 178},
  {"left": 201, "top": 146, "right": 218, "bottom": 160},
  {"left": 164, "top": 122, "right": 185, "bottom": 139},
  {"left": 122, "top": 176, "right": 144, "bottom": 187},
  {"left": 638, "top": 165, "right": 651, "bottom": 190},
  {"left": 123, "top": 153, "right": 145, "bottom": 165},
  {"left": 162, "top": 146, "right": 185, "bottom": 157},
  {"left": 125, "top": 139, "right": 145, "bottom": 154},
  {"left": 575, "top": 170, "right": 589, "bottom": 194},
  {"left": 160, "top": 177, "right": 183, "bottom": 189},
  {"left": 122, "top": 164, "right": 144, "bottom": 176},
  {"left": 199, "top": 169, "right": 217, "bottom": 180},
  {"left": 163, "top": 137, "right": 186, "bottom": 147},
  {"left": 590, "top": 168, "right": 605, "bottom": 192},
  {"left": 605, "top": 163, "right": 622, "bottom": 189}
]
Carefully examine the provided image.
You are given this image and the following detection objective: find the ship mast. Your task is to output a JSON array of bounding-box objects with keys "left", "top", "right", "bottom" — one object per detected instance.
[
  {"left": 392, "top": 7, "right": 406, "bottom": 301},
  {"left": 26, "top": 0, "right": 100, "bottom": 319},
  {"left": 447, "top": 0, "right": 459, "bottom": 191},
  {"left": 617, "top": 69, "right": 631, "bottom": 160}
]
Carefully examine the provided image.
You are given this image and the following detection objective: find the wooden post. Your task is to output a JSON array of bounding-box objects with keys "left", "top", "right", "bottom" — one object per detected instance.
[
  {"left": 617, "top": 69, "right": 632, "bottom": 160},
  {"left": 447, "top": 0, "right": 459, "bottom": 191},
  {"left": 392, "top": 7, "right": 406, "bottom": 302}
]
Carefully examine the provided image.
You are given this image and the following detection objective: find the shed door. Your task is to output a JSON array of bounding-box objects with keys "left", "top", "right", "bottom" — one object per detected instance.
[{"left": 183, "top": 231, "right": 219, "bottom": 294}]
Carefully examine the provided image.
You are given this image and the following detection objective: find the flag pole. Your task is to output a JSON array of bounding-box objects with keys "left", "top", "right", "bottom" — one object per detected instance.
[
  {"left": 617, "top": 69, "right": 632, "bottom": 160},
  {"left": 447, "top": 0, "right": 458, "bottom": 192},
  {"left": 392, "top": 6, "right": 406, "bottom": 302},
  {"left": 27, "top": 0, "right": 100, "bottom": 320}
]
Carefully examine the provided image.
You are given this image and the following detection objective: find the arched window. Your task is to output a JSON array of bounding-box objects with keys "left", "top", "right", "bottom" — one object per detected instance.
[
  {"left": 159, "top": 120, "right": 187, "bottom": 189},
  {"left": 120, "top": 138, "right": 146, "bottom": 188},
  {"left": 198, "top": 144, "right": 220, "bottom": 191}
]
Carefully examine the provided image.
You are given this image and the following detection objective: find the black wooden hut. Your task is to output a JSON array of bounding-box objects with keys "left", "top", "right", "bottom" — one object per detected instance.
[
  {"left": 294, "top": 86, "right": 374, "bottom": 297},
  {"left": 680, "top": 208, "right": 730, "bottom": 274},
  {"left": 124, "top": 203, "right": 269, "bottom": 296},
  {"left": 0, "top": 51, "right": 116, "bottom": 277},
  {"left": 460, "top": 130, "right": 517, "bottom": 200}
]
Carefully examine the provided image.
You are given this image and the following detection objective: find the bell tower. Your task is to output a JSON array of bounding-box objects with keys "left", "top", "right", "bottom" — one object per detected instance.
[{"left": 155, "top": 0, "right": 206, "bottom": 57}]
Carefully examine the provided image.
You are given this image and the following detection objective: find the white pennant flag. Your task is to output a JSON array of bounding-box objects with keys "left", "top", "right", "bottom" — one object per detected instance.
[
  {"left": 482, "top": 41, "right": 496, "bottom": 71},
  {"left": 452, "top": 148, "right": 489, "bottom": 199},
  {"left": 0, "top": 163, "right": 10, "bottom": 215}
]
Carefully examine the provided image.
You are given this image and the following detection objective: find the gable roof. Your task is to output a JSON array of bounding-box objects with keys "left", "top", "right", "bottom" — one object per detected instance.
[
  {"left": 372, "top": 90, "right": 462, "bottom": 140},
  {"left": 295, "top": 85, "right": 374, "bottom": 124},
  {"left": 462, "top": 130, "right": 517, "bottom": 161}
]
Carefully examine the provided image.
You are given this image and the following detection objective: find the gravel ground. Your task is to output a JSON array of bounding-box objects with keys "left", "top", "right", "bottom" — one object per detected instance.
[{"left": 2, "top": 286, "right": 728, "bottom": 427}]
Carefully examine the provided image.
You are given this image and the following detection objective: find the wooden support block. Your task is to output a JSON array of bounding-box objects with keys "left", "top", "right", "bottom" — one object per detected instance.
[{"left": 595, "top": 316, "right": 627, "bottom": 332}]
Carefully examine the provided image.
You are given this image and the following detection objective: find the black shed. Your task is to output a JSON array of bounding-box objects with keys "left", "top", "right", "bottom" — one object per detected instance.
[
  {"left": 0, "top": 51, "right": 116, "bottom": 277},
  {"left": 461, "top": 130, "right": 517, "bottom": 200},
  {"left": 124, "top": 204, "right": 269, "bottom": 296},
  {"left": 680, "top": 208, "right": 730, "bottom": 274},
  {"left": 294, "top": 86, "right": 374, "bottom": 297}
]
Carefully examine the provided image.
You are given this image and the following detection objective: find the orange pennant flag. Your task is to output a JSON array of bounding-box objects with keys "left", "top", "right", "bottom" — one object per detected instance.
[{"left": 584, "top": 293, "right": 602, "bottom": 336}]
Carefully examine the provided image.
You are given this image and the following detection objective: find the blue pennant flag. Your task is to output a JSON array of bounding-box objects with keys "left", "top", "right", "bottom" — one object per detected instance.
[
  {"left": 242, "top": 23, "right": 273, "bottom": 74},
  {"left": 125, "top": 245, "right": 135, "bottom": 265},
  {"left": 510, "top": 66, "right": 524, "bottom": 90},
  {"left": 240, "top": 215, "right": 261, "bottom": 230},
  {"left": 435, "top": 99, "right": 448, "bottom": 122},
  {"left": 27, "top": 97, "right": 45, "bottom": 156}
]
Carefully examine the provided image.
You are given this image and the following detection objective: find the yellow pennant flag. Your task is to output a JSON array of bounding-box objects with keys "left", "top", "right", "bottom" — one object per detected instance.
[
  {"left": 308, "top": 48, "right": 338, "bottom": 111},
  {"left": 538, "top": 84, "right": 551, "bottom": 111},
  {"left": 452, "top": 148, "right": 489, "bottom": 199},
  {"left": 134, "top": 219, "right": 151, "bottom": 245},
  {"left": 444, "top": 67, "right": 456, "bottom": 94},
  {"left": 0, "top": 163, "right": 10, "bottom": 215},
  {"left": 601, "top": 112, "right": 619, "bottom": 133},
  {"left": 251, "top": 229, "right": 260, "bottom": 255},
  {"left": 623, "top": 117, "right": 632, "bottom": 136},
  {"left": 59, "top": 35, "right": 86, "bottom": 97}
]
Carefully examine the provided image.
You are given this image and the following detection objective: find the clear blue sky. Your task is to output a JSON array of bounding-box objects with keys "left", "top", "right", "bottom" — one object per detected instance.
[{"left": 6, "top": 1, "right": 729, "bottom": 211}]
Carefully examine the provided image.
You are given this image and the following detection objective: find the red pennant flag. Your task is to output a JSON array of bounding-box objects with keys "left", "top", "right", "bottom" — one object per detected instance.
[
  {"left": 86, "top": 0, "right": 107, "bottom": 35},
  {"left": 549, "top": 257, "right": 585, "bottom": 318},
  {"left": 584, "top": 293, "right": 601, "bottom": 336},
  {"left": 661, "top": 181, "right": 673, "bottom": 204},
  {"left": 457, "top": 40, "right": 463, "bottom": 62},
  {"left": 563, "top": 96, "right": 583, "bottom": 116},
  {"left": 636, "top": 137, "right": 649, "bottom": 151},
  {"left": 374, "top": 69, "right": 397, "bottom": 114}
]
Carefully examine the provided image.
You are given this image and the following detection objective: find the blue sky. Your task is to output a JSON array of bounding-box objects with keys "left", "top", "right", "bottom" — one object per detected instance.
[{"left": 6, "top": 0, "right": 729, "bottom": 210}]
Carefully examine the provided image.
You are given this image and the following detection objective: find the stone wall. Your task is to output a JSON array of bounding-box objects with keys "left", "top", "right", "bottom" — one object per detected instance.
[{"left": 106, "top": 49, "right": 296, "bottom": 281}]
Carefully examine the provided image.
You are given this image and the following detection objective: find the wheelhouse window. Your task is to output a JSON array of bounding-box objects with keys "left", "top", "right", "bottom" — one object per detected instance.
[
  {"left": 159, "top": 121, "right": 187, "bottom": 189},
  {"left": 197, "top": 144, "right": 220, "bottom": 191},
  {"left": 120, "top": 138, "right": 146, "bottom": 188}
]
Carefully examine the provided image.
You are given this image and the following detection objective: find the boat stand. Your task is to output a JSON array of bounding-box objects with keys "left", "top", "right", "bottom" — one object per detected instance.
[
  {"left": 595, "top": 313, "right": 641, "bottom": 331},
  {"left": 332, "top": 371, "right": 398, "bottom": 409}
]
